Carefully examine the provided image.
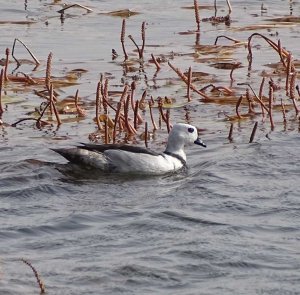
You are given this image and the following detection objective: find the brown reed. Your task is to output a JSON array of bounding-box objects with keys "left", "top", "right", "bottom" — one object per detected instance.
[
  {"left": 141, "top": 21, "right": 146, "bottom": 59},
  {"left": 286, "top": 52, "right": 292, "bottom": 96},
  {"left": 247, "top": 33, "right": 289, "bottom": 70},
  {"left": 168, "top": 62, "right": 210, "bottom": 100},
  {"left": 4, "top": 48, "right": 10, "bottom": 81},
  {"left": 277, "top": 39, "right": 286, "bottom": 68},
  {"left": 74, "top": 89, "right": 86, "bottom": 118},
  {"left": 235, "top": 96, "right": 243, "bottom": 119},
  {"left": 139, "top": 90, "right": 147, "bottom": 110},
  {"left": 121, "top": 19, "right": 128, "bottom": 61},
  {"left": 134, "top": 99, "right": 139, "bottom": 130},
  {"left": 151, "top": 53, "right": 161, "bottom": 71},
  {"left": 50, "top": 84, "right": 62, "bottom": 127},
  {"left": 45, "top": 52, "right": 52, "bottom": 91},
  {"left": 281, "top": 98, "right": 287, "bottom": 124},
  {"left": 268, "top": 82, "right": 275, "bottom": 130},
  {"left": 131, "top": 82, "right": 143, "bottom": 124},
  {"left": 249, "top": 121, "right": 258, "bottom": 143},
  {"left": 229, "top": 62, "right": 241, "bottom": 82},
  {"left": 158, "top": 97, "right": 167, "bottom": 123},
  {"left": 228, "top": 122, "right": 234, "bottom": 141},
  {"left": 187, "top": 66, "right": 192, "bottom": 102},
  {"left": 246, "top": 88, "right": 255, "bottom": 114},
  {"left": 102, "top": 78, "right": 109, "bottom": 107},
  {"left": 289, "top": 72, "right": 299, "bottom": 115},
  {"left": 258, "top": 77, "right": 266, "bottom": 117},
  {"left": 104, "top": 109, "right": 109, "bottom": 144},
  {"left": 21, "top": 258, "right": 45, "bottom": 294},
  {"left": 194, "top": 0, "right": 200, "bottom": 31},
  {"left": 148, "top": 100, "right": 158, "bottom": 130},
  {"left": 214, "top": 35, "right": 241, "bottom": 45},
  {"left": 239, "top": 83, "right": 269, "bottom": 114},
  {"left": 95, "top": 81, "right": 102, "bottom": 130},
  {"left": 12, "top": 38, "right": 40, "bottom": 67},
  {"left": 166, "top": 109, "right": 171, "bottom": 133},
  {"left": 0, "top": 69, "right": 3, "bottom": 115},
  {"left": 128, "top": 35, "right": 141, "bottom": 59},
  {"left": 144, "top": 121, "right": 148, "bottom": 148},
  {"left": 123, "top": 94, "right": 137, "bottom": 135},
  {"left": 113, "top": 102, "right": 122, "bottom": 143}
]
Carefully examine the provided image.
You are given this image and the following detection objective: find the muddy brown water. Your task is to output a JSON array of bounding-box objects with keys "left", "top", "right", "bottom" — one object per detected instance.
[{"left": 0, "top": 1, "right": 300, "bottom": 294}]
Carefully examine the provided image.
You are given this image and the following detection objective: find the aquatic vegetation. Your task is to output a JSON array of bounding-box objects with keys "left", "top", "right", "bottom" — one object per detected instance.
[
  {"left": 2, "top": 1, "right": 300, "bottom": 292},
  {"left": 1, "top": 0, "right": 300, "bottom": 148}
]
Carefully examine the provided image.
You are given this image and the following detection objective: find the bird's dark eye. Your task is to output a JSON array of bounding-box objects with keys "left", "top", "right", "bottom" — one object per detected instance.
[{"left": 188, "top": 127, "right": 194, "bottom": 133}]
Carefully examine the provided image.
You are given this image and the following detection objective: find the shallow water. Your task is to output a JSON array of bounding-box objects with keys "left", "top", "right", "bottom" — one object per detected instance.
[{"left": 1, "top": 1, "right": 300, "bottom": 294}]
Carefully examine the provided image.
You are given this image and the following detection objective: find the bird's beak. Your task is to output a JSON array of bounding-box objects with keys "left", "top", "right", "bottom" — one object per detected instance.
[{"left": 194, "top": 137, "right": 206, "bottom": 147}]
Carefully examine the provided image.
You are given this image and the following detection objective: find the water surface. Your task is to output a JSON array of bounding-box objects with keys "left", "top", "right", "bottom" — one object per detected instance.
[{"left": 0, "top": 1, "right": 300, "bottom": 294}]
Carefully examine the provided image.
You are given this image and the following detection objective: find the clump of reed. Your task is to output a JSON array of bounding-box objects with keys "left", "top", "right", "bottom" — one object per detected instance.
[{"left": 1, "top": 0, "right": 300, "bottom": 150}]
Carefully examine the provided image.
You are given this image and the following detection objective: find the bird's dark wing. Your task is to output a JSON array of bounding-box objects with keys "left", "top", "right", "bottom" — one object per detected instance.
[{"left": 78, "top": 143, "right": 161, "bottom": 156}]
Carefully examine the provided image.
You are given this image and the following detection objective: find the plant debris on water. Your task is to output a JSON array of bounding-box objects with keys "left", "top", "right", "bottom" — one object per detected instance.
[
  {"left": 1, "top": 0, "right": 300, "bottom": 147},
  {"left": 2, "top": 0, "right": 300, "bottom": 291}
]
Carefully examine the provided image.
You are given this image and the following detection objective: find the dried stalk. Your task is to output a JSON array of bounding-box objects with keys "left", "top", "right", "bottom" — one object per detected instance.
[
  {"left": 102, "top": 78, "right": 109, "bottom": 104},
  {"left": 238, "top": 83, "right": 269, "bottom": 114},
  {"left": 151, "top": 53, "right": 161, "bottom": 71},
  {"left": 50, "top": 84, "right": 62, "bottom": 127},
  {"left": 194, "top": 0, "right": 200, "bottom": 31},
  {"left": 258, "top": 77, "right": 266, "bottom": 117},
  {"left": 74, "top": 89, "right": 86, "bottom": 117},
  {"left": 128, "top": 35, "right": 141, "bottom": 58},
  {"left": 286, "top": 52, "right": 292, "bottom": 96},
  {"left": 268, "top": 83, "right": 275, "bottom": 130},
  {"left": 21, "top": 258, "right": 45, "bottom": 294},
  {"left": 249, "top": 121, "right": 258, "bottom": 143},
  {"left": 96, "top": 81, "right": 102, "bottom": 130},
  {"left": 4, "top": 48, "right": 10, "bottom": 81},
  {"left": 148, "top": 101, "right": 158, "bottom": 130},
  {"left": 290, "top": 72, "right": 300, "bottom": 115},
  {"left": 144, "top": 121, "right": 148, "bottom": 148},
  {"left": 247, "top": 33, "right": 289, "bottom": 70},
  {"left": 141, "top": 22, "right": 146, "bottom": 59},
  {"left": 246, "top": 88, "right": 255, "bottom": 114},
  {"left": 120, "top": 84, "right": 129, "bottom": 105},
  {"left": 228, "top": 122, "right": 233, "bottom": 141},
  {"left": 166, "top": 109, "right": 171, "bottom": 133},
  {"left": 0, "top": 69, "right": 3, "bottom": 115},
  {"left": 12, "top": 38, "right": 40, "bottom": 67},
  {"left": 296, "top": 85, "right": 300, "bottom": 98},
  {"left": 113, "top": 102, "right": 122, "bottom": 143},
  {"left": 277, "top": 39, "right": 286, "bottom": 69},
  {"left": 214, "top": 35, "right": 241, "bottom": 45},
  {"left": 226, "top": 0, "right": 233, "bottom": 14},
  {"left": 235, "top": 96, "right": 243, "bottom": 119},
  {"left": 123, "top": 95, "right": 137, "bottom": 135},
  {"left": 134, "top": 99, "right": 139, "bottom": 130},
  {"left": 187, "top": 66, "right": 192, "bottom": 102},
  {"left": 104, "top": 109, "right": 109, "bottom": 144},
  {"left": 168, "top": 62, "right": 210, "bottom": 100},
  {"left": 158, "top": 98, "right": 167, "bottom": 123},
  {"left": 121, "top": 19, "right": 128, "bottom": 61},
  {"left": 281, "top": 99, "right": 287, "bottom": 124},
  {"left": 45, "top": 52, "right": 52, "bottom": 91},
  {"left": 57, "top": 3, "right": 93, "bottom": 14},
  {"left": 130, "top": 82, "right": 143, "bottom": 124},
  {"left": 229, "top": 62, "right": 241, "bottom": 81}
]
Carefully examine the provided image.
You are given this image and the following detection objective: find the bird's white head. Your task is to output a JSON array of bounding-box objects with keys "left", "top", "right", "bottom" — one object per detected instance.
[{"left": 165, "top": 123, "right": 206, "bottom": 159}]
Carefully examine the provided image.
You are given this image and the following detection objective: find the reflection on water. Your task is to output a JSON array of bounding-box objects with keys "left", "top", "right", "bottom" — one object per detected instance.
[{"left": 1, "top": 1, "right": 300, "bottom": 294}]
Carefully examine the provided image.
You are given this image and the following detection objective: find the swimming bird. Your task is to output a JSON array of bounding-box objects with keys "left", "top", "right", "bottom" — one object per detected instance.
[{"left": 52, "top": 123, "right": 206, "bottom": 175}]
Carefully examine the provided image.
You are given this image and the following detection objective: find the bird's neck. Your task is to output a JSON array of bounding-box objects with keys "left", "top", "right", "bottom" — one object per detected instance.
[{"left": 164, "top": 137, "right": 186, "bottom": 161}]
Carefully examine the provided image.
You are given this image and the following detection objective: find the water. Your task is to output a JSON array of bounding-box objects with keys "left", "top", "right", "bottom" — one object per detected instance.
[{"left": 1, "top": 1, "right": 300, "bottom": 294}]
